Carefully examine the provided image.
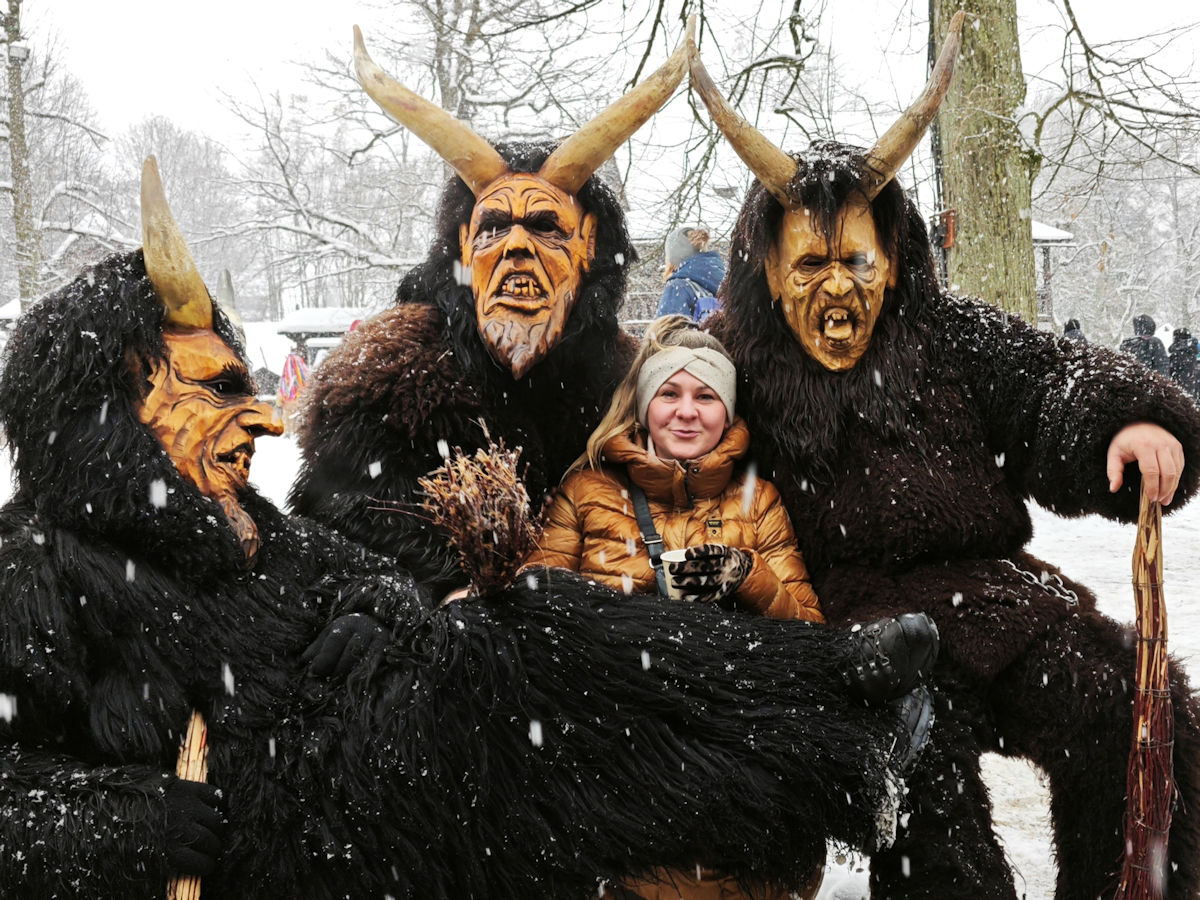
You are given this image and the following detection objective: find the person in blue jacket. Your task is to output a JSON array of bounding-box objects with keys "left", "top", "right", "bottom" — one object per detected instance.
[{"left": 655, "top": 225, "right": 725, "bottom": 321}]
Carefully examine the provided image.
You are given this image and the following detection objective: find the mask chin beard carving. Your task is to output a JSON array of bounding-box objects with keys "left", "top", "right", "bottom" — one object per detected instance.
[
  {"left": 461, "top": 174, "right": 597, "bottom": 379},
  {"left": 137, "top": 329, "right": 284, "bottom": 566},
  {"left": 766, "top": 199, "right": 895, "bottom": 372}
]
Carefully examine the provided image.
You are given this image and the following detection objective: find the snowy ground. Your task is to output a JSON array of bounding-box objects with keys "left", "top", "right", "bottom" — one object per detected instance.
[{"left": 4, "top": 319, "right": 1194, "bottom": 897}]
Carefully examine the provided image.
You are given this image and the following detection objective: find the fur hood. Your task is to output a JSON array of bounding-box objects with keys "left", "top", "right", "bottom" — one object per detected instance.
[{"left": 0, "top": 250, "right": 260, "bottom": 579}]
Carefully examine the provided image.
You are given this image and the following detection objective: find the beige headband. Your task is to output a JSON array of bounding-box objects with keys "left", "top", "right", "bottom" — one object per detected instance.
[{"left": 636, "top": 346, "right": 736, "bottom": 425}]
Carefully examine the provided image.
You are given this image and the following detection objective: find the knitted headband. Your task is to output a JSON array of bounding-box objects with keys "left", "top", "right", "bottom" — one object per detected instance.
[{"left": 635, "top": 346, "right": 736, "bottom": 425}]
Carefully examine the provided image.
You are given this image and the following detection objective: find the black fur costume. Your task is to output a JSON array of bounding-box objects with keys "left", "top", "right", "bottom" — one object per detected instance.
[
  {"left": 709, "top": 143, "right": 1200, "bottom": 900},
  {"left": 290, "top": 142, "right": 639, "bottom": 599},
  {"left": 0, "top": 249, "right": 915, "bottom": 898}
]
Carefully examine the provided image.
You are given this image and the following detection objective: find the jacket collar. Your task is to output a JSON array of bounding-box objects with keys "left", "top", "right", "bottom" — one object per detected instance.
[{"left": 602, "top": 418, "right": 750, "bottom": 506}]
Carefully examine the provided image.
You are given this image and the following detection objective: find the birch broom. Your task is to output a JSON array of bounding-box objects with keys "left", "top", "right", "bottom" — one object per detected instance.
[
  {"left": 1115, "top": 486, "right": 1175, "bottom": 899},
  {"left": 418, "top": 429, "right": 541, "bottom": 596}
]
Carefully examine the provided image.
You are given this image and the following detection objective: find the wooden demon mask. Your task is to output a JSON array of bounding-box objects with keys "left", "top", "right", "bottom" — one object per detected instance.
[
  {"left": 353, "top": 21, "right": 691, "bottom": 378},
  {"left": 689, "top": 13, "right": 964, "bottom": 371},
  {"left": 137, "top": 157, "right": 283, "bottom": 564}
]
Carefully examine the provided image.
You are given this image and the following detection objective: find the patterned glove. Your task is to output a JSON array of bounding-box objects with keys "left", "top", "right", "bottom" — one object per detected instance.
[{"left": 667, "top": 543, "right": 752, "bottom": 603}]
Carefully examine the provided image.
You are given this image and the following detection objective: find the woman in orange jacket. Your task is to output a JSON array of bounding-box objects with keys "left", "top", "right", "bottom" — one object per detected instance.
[
  {"left": 527, "top": 315, "right": 822, "bottom": 621},
  {"left": 525, "top": 316, "right": 938, "bottom": 900}
]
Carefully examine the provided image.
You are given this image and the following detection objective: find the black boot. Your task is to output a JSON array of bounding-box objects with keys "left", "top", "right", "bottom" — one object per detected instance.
[
  {"left": 890, "top": 684, "right": 935, "bottom": 771},
  {"left": 842, "top": 612, "right": 939, "bottom": 703}
]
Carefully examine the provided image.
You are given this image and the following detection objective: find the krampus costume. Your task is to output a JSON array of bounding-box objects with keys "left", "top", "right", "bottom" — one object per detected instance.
[
  {"left": 694, "top": 17, "right": 1200, "bottom": 900},
  {"left": 0, "top": 160, "right": 926, "bottom": 898},
  {"left": 289, "top": 29, "right": 652, "bottom": 599}
]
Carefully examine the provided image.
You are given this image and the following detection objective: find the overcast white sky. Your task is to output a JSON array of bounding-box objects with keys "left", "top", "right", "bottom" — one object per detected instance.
[
  {"left": 29, "top": 0, "right": 384, "bottom": 140},
  {"left": 29, "top": 0, "right": 1197, "bottom": 150}
]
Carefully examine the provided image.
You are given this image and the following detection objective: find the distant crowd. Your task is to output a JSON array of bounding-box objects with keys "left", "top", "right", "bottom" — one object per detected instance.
[{"left": 1071, "top": 314, "right": 1200, "bottom": 399}]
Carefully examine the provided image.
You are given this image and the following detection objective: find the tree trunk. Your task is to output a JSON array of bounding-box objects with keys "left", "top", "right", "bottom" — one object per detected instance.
[
  {"left": 3, "top": 0, "right": 39, "bottom": 312},
  {"left": 932, "top": 0, "right": 1039, "bottom": 322}
]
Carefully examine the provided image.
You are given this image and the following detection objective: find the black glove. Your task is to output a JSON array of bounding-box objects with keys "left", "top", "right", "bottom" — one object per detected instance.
[
  {"left": 841, "top": 613, "right": 940, "bottom": 704},
  {"left": 667, "top": 543, "right": 752, "bottom": 603},
  {"left": 302, "top": 613, "right": 388, "bottom": 678},
  {"left": 164, "top": 776, "right": 226, "bottom": 877}
]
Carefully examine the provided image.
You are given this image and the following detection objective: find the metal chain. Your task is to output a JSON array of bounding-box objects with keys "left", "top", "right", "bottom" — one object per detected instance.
[{"left": 999, "top": 557, "right": 1080, "bottom": 607}]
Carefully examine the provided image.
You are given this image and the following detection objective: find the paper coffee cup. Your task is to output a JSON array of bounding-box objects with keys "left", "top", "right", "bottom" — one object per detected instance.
[{"left": 660, "top": 549, "right": 689, "bottom": 600}]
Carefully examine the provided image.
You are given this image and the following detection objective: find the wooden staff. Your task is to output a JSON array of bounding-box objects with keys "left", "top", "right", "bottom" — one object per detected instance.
[
  {"left": 1115, "top": 488, "right": 1174, "bottom": 899},
  {"left": 167, "top": 710, "right": 209, "bottom": 900}
]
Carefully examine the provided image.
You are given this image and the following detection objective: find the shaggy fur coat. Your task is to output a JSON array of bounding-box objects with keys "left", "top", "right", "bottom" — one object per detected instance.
[
  {"left": 290, "top": 142, "right": 638, "bottom": 599},
  {"left": 0, "top": 251, "right": 913, "bottom": 899},
  {"left": 711, "top": 173, "right": 1200, "bottom": 900}
]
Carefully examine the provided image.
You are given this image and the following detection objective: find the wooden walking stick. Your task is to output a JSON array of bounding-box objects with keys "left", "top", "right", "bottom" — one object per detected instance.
[
  {"left": 1115, "top": 487, "right": 1174, "bottom": 899},
  {"left": 167, "top": 710, "right": 209, "bottom": 900}
]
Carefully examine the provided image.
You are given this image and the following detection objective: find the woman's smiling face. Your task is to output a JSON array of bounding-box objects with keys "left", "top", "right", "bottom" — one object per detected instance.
[{"left": 646, "top": 369, "right": 727, "bottom": 462}]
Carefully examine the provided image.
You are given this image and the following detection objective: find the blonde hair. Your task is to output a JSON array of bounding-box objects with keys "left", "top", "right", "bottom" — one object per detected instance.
[{"left": 568, "top": 315, "right": 735, "bottom": 474}]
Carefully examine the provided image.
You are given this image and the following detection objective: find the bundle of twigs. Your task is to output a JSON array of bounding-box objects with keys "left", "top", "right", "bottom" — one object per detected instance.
[
  {"left": 167, "top": 710, "right": 209, "bottom": 900},
  {"left": 418, "top": 432, "right": 541, "bottom": 596},
  {"left": 1115, "top": 487, "right": 1174, "bottom": 899}
]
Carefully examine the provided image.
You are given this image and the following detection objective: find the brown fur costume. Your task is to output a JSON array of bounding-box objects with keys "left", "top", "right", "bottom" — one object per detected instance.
[
  {"left": 710, "top": 142, "right": 1200, "bottom": 899},
  {"left": 291, "top": 142, "right": 636, "bottom": 598}
]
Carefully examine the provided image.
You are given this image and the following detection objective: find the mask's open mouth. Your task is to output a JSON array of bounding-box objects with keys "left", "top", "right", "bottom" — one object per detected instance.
[
  {"left": 493, "top": 272, "right": 547, "bottom": 310},
  {"left": 821, "top": 306, "right": 857, "bottom": 345},
  {"left": 217, "top": 443, "right": 254, "bottom": 483}
]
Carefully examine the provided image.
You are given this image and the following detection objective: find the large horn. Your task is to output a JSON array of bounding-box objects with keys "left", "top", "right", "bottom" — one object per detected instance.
[
  {"left": 354, "top": 26, "right": 509, "bottom": 196},
  {"left": 861, "top": 10, "right": 965, "bottom": 199},
  {"left": 539, "top": 16, "right": 695, "bottom": 195},
  {"left": 141, "top": 156, "right": 213, "bottom": 330},
  {"left": 687, "top": 36, "right": 797, "bottom": 207}
]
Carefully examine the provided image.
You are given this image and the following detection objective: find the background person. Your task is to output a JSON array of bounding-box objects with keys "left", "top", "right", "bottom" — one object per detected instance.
[
  {"left": 1061, "top": 317, "right": 1086, "bottom": 343},
  {"left": 655, "top": 226, "right": 725, "bottom": 322},
  {"left": 278, "top": 343, "right": 310, "bottom": 435},
  {"left": 1169, "top": 326, "right": 1200, "bottom": 399},
  {"left": 1119, "top": 313, "right": 1170, "bottom": 374}
]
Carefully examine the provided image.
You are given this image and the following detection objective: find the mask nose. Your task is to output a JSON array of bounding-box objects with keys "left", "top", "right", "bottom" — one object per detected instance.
[
  {"left": 824, "top": 263, "right": 854, "bottom": 298},
  {"left": 240, "top": 401, "right": 284, "bottom": 438},
  {"left": 503, "top": 224, "right": 534, "bottom": 259}
]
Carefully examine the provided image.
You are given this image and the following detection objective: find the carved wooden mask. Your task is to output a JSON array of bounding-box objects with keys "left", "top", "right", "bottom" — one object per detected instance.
[
  {"left": 459, "top": 174, "right": 597, "bottom": 378},
  {"left": 765, "top": 199, "right": 896, "bottom": 371},
  {"left": 137, "top": 330, "right": 282, "bottom": 563}
]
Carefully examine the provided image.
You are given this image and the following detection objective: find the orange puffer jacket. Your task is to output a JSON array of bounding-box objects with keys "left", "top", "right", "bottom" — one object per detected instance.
[{"left": 527, "top": 419, "right": 823, "bottom": 622}]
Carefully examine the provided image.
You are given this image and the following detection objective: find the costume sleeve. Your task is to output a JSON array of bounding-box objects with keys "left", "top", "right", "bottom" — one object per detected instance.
[
  {"left": 0, "top": 740, "right": 173, "bottom": 899},
  {"left": 736, "top": 480, "right": 824, "bottom": 622},
  {"left": 655, "top": 279, "right": 696, "bottom": 318},
  {"left": 523, "top": 478, "right": 585, "bottom": 571},
  {"left": 289, "top": 309, "right": 473, "bottom": 599},
  {"left": 330, "top": 572, "right": 906, "bottom": 897},
  {"left": 939, "top": 295, "right": 1200, "bottom": 521}
]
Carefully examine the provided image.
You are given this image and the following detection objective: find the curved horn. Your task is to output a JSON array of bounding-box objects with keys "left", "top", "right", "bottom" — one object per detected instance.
[
  {"left": 141, "top": 156, "right": 213, "bottom": 330},
  {"left": 539, "top": 16, "right": 695, "bottom": 195},
  {"left": 862, "top": 10, "right": 965, "bottom": 199},
  {"left": 354, "top": 26, "right": 509, "bottom": 196},
  {"left": 687, "top": 36, "right": 797, "bottom": 207}
]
